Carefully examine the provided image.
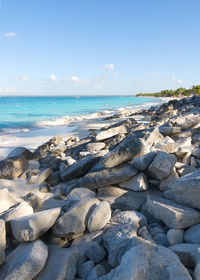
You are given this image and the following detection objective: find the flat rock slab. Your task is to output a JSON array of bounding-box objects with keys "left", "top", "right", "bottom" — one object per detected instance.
[
  {"left": 11, "top": 207, "right": 61, "bottom": 242},
  {"left": 0, "top": 240, "right": 48, "bottom": 280},
  {"left": 147, "top": 151, "right": 176, "bottom": 180},
  {"left": 36, "top": 245, "right": 79, "bottom": 280},
  {"left": 145, "top": 195, "right": 200, "bottom": 229},
  {"left": 99, "top": 243, "right": 192, "bottom": 280},
  {"left": 164, "top": 170, "right": 200, "bottom": 210},
  {"left": 0, "top": 219, "right": 6, "bottom": 265}
]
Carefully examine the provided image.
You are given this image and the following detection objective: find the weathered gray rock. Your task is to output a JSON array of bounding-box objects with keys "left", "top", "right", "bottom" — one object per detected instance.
[
  {"left": 53, "top": 197, "right": 99, "bottom": 237},
  {"left": 11, "top": 207, "right": 60, "bottom": 242},
  {"left": 95, "top": 125, "right": 129, "bottom": 141},
  {"left": 169, "top": 113, "right": 200, "bottom": 130},
  {"left": 87, "top": 201, "right": 111, "bottom": 232},
  {"left": 167, "top": 229, "right": 184, "bottom": 246},
  {"left": 99, "top": 243, "right": 192, "bottom": 280},
  {"left": 177, "top": 165, "right": 196, "bottom": 177},
  {"left": 64, "top": 164, "right": 138, "bottom": 191},
  {"left": 77, "top": 260, "right": 95, "bottom": 279},
  {"left": 145, "top": 195, "right": 200, "bottom": 229},
  {"left": 147, "top": 151, "right": 176, "bottom": 180},
  {"left": 60, "top": 153, "right": 105, "bottom": 182},
  {"left": 130, "top": 151, "right": 156, "bottom": 171},
  {"left": 184, "top": 224, "right": 200, "bottom": 244},
  {"left": 7, "top": 147, "right": 33, "bottom": 160},
  {"left": 86, "top": 242, "right": 106, "bottom": 263},
  {"left": 103, "top": 223, "right": 138, "bottom": 267},
  {"left": 87, "top": 264, "right": 107, "bottom": 280},
  {"left": 111, "top": 210, "right": 147, "bottom": 228},
  {"left": 0, "top": 158, "right": 29, "bottom": 179},
  {"left": 0, "top": 201, "right": 33, "bottom": 223},
  {"left": 84, "top": 142, "right": 106, "bottom": 153},
  {"left": 159, "top": 126, "right": 181, "bottom": 136},
  {"left": 35, "top": 168, "right": 52, "bottom": 184},
  {"left": 0, "top": 188, "right": 18, "bottom": 214},
  {"left": 159, "top": 167, "right": 179, "bottom": 191},
  {"left": 0, "top": 240, "right": 48, "bottom": 280},
  {"left": 0, "top": 220, "right": 6, "bottom": 265},
  {"left": 119, "top": 172, "right": 149, "bottom": 191},
  {"left": 153, "top": 233, "right": 169, "bottom": 247},
  {"left": 36, "top": 245, "right": 79, "bottom": 280},
  {"left": 100, "top": 129, "right": 158, "bottom": 168},
  {"left": 164, "top": 170, "right": 200, "bottom": 210}
]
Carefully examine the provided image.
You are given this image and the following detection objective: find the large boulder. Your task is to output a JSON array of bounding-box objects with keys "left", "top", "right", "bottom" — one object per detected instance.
[
  {"left": 147, "top": 151, "right": 176, "bottom": 180},
  {"left": 36, "top": 245, "right": 79, "bottom": 280},
  {"left": 7, "top": 147, "right": 33, "bottom": 160},
  {"left": 0, "top": 240, "right": 48, "bottom": 280},
  {"left": 169, "top": 113, "right": 200, "bottom": 130},
  {"left": 145, "top": 195, "right": 200, "bottom": 229},
  {"left": 11, "top": 207, "right": 60, "bottom": 242},
  {"left": 0, "top": 220, "right": 6, "bottom": 265},
  {"left": 0, "top": 158, "right": 28, "bottom": 179},
  {"left": 101, "top": 128, "right": 162, "bottom": 168},
  {"left": 53, "top": 197, "right": 100, "bottom": 237},
  {"left": 164, "top": 170, "right": 200, "bottom": 210},
  {"left": 99, "top": 243, "right": 192, "bottom": 280}
]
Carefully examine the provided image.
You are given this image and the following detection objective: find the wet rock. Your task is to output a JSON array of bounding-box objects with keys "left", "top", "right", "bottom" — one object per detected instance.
[
  {"left": 11, "top": 207, "right": 60, "bottom": 242},
  {"left": 130, "top": 151, "right": 156, "bottom": 171},
  {"left": 164, "top": 170, "right": 200, "bottom": 210},
  {"left": 36, "top": 245, "right": 79, "bottom": 280},
  {"left": 0, "top": 240, "right": 48, "bottom": 280},
  {"left": 0, "top": 158, "right": 29, "bottom": 179},
  {"left": 0, "top": 220, "right": 6, "bottom": 265},
  {"left": 145, "top": 195, "right": 200, "bottom": 229},
  {"left": 119, "top": 172, "right": 149, "bottom": 191},
  {"left": 147, "top": 151, "right": 176, "bottom": 180},
  {"left": 87, "top": 201, "right": 111, "bottom": 232}
]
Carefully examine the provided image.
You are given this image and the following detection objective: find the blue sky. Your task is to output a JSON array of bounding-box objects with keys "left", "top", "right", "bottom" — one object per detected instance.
[{"left": 0, "top": 0, "right": 200, "bottom": 95}]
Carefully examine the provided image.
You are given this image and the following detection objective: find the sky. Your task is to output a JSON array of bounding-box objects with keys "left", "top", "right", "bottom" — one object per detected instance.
[{"left": 0, "top": 0, "right": 200, "bottom": 96}]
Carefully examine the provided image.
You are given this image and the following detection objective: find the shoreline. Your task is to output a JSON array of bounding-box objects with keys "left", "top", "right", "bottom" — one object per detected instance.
[{"left": 0, "top": 97, "right": 171, "bottom": 160}]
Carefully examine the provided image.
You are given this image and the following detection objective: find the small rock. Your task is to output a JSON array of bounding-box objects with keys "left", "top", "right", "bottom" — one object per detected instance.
[
  {"left": 153, "top": 232, "right": 169, "bottom": 247},
  {"left": 86, "top": 242, "right": 106, "bottom": 263},
  {"left": 87, "top": 264, "right": 107, "bottom": 280},
  {"left": 0, "top": 220, "right": 6, "bottom": 265},
  {"left": 184, "top": 224, "right": 200, "bottom": 244},
  {"left": 77, "top": 260, "right": 95, "bottom": 279},
  {"left": 119, "top": 172, "right": 149, "bottom": 191},
  {"left": 167, "top": 229, "right": 184, "bottom": 246},
  {"left": 130, "top": 151, "right": 156, "bottom": 171},
  {"left": 111, "top": 210, "right": 147, "bottom": 228}
]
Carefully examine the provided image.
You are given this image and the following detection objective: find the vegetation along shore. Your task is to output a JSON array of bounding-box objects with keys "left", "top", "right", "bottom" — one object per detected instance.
[{"left": 0, "top": 96, "right": 200, "bottom": 279}]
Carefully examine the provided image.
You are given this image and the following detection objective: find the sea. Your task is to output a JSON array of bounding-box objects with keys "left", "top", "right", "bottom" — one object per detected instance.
[{"left": 0, "top": 96, "right": 162, "bottom": 134}]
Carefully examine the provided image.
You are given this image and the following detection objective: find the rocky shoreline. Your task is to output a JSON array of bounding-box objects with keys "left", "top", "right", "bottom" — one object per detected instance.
[{"left": 0, "top": 96, "right": 200, "bottom": 279}]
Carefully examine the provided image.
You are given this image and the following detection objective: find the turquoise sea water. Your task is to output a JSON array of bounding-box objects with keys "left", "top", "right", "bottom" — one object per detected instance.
[{"left": 0, "top": 96, "right": 161, "bottom": 132}]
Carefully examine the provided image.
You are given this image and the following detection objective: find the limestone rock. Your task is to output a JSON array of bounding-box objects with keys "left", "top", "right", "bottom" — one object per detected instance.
[
  {"left": 145, "top": 195, "right": 200, "bottom": 229},
  {"left": 0, "top": 240, "right": 48, "bottom": 280},
  {"left": 0, "top": 220, "right": 6, "bottom": 265},
  {"left": 36, "top": 245, "right": 79, "bottom": 280},
  {"left": 53, "top": 198, "right": 99, "bottom": 237},
  {"left": 99, "top": 243, "right": 192, "bottom": 280},
  {"left": 7, "top": 147, "right": 33, "bottom": 160},
  {"left": 147, "top": 151, "right": 176, "bottom": 180},
  {"left": 87, "top": 201, "right": 111, "bottom": 232},
  {"left": 164, "top": 170, "right": 200, "bottom": 210},
  {"left": 167, "top": 229, "right": 184, "bottom": 246},
  {"left": 130, "top": 151, "right": 156, "bottom": 171},
  {"left": 184, "top": 224, "right": 200, "bottom": 244},
  {"left": 119, "top": 172, "right": 149, "bottom": 191},
  {"left": 0, "top": 158, "right": 29, "bottom": 179},
  {"left": 0, "top": 189, "right": 18, "bottom": 214},
  {"left": 11, "top": 207, "right": 60, "bottom": 242}
]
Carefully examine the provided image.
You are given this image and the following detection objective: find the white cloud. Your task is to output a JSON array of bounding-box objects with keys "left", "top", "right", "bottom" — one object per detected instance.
[
  {"left": 166, "top": 75, "right": 176, "bottom": 81},
  {"left": 105, "top": 64, "right": 115, "bottom": 71},
  {"left": 49, "top": 74, "right": 57, "bottom": 82},
  {"left": 113, "top": 73, "right": 119, "bottom": 77},
  {"left": 5, "top": 32, "right": 17, "bottom": 37},
  {"left": 5, "top": 87, "right": 16, "bottom": 92},
  {"left": 177, "top": 79, "right": 183, "bottom": 85},
  {"left": 20, "top": 76, "right": 30, "bottom": 81},
  {"left": 70, "top": 76, "right": 88, "bottom": 84}
]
